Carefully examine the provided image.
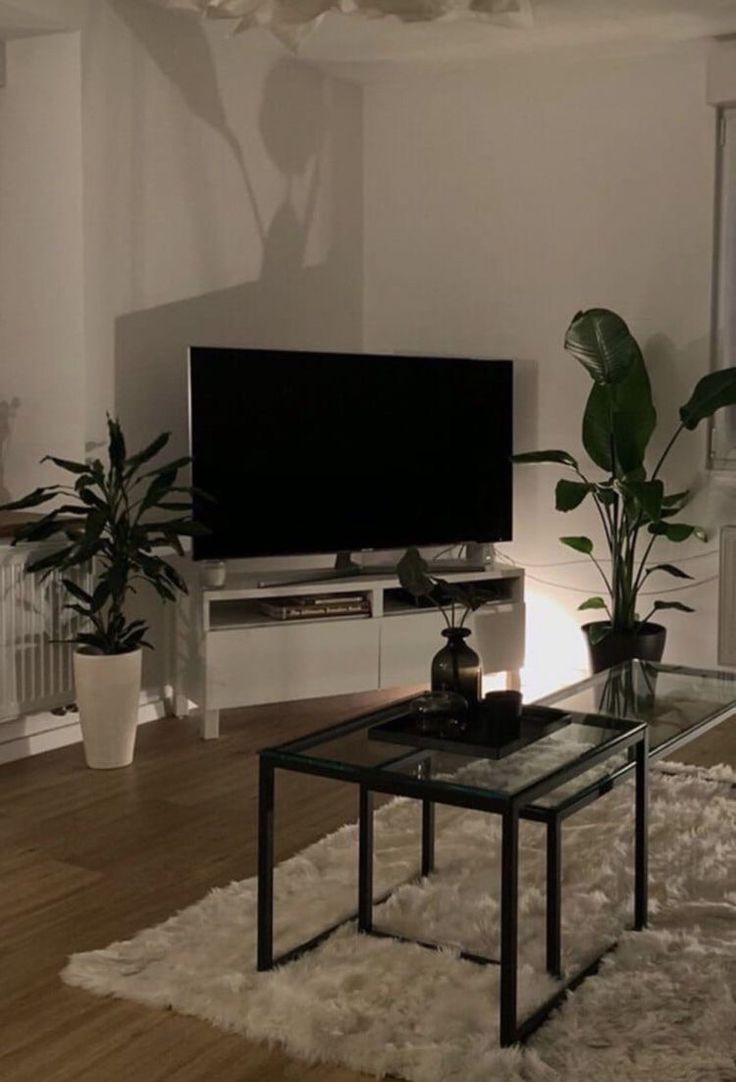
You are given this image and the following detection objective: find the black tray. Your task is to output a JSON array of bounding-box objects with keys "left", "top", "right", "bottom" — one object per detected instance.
[{"left": 369, "top": 704, "right": 570, "bottom": 760}]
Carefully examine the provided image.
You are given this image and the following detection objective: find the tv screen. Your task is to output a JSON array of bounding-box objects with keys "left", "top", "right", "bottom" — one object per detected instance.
[{"left": 189, "top": 348, "right": 513, "bottom": 560}]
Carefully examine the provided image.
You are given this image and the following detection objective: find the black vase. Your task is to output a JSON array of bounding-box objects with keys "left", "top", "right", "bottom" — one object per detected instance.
[
  {"left": 431, "top": 627, "right": 482, "bottom": 706},
  {"left": 583, "top": 621, "right": 666, "bottom": 675}
]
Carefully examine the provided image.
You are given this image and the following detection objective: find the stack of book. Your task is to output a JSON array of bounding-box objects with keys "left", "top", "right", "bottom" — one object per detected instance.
[{"left": 258, "top": 594, "right": 371, "bottom": 621}]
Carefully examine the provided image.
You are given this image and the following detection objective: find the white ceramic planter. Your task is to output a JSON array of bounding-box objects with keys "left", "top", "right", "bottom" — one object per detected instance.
[{"left": 73, "top": 648, "right": 143, "bottom": 769}]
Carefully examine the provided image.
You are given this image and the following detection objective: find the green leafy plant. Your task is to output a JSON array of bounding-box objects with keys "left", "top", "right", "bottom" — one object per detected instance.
[
  {"left": 0, "top": 417, "right": 208, "bottom": 654},
  {"left": 513, "top": 308, "right": 736, "bottom": 643},
  {"left": 397, "top": 547, "right": 498, "bottom": 627}
]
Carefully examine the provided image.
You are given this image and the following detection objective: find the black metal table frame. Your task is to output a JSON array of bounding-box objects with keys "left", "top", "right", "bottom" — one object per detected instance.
[{"left": 256, "top": 701, "right": 649, "bottom": 1047}]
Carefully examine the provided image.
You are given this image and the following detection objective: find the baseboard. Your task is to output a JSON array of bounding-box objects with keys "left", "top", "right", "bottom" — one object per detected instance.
[{"left": 0, "top": 694, "right": 167, "bottom": 767}]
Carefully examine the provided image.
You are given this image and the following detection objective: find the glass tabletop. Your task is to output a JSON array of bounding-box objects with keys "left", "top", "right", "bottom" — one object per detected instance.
[
  {"left": 267, "top": 700, "right": 645, "bottom": 809},
  {"left": 537, "top": 660, "right": 736, "bottom": 758}
]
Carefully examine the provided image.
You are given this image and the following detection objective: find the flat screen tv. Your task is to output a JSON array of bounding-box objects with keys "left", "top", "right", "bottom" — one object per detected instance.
[{"left": 189, "top": 348, "right": 513, "bottom": 561}]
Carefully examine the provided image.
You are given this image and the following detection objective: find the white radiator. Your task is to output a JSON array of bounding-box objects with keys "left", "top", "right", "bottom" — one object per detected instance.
[{"left": 0, "top": 543, "right": 91, "bottom": 723}]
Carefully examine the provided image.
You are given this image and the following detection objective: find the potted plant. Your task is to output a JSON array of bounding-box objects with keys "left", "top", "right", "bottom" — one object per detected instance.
[
  {"left": 0, "top": 418, "right": 206, "bottom": 768},
  {"left": 513, "top": 308, "right": 736, "bottom": 672},
  {"left": 397, "top": 546, "right": 498, "bottom": 704}
]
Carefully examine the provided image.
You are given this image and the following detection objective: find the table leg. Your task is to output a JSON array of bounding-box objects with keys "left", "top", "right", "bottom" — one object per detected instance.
[
  {"left": 419, "top": 756, "right": 435, "bottom": 877},
  {"left": 634, "top": 733, "right": 649, "bottom": 931},
  {"left": 546, "top": 815, "right": 562, "bottom": 978},
  {"left": 500, "top": 807, "right": 520, "bottom": 1047},
  {"left": 358, "top": 785, "right": 374, "bottom": 933},
  {"left": 421, "top": 799, "right": 435, "bottom": 877},
  {"left": 257, "top": 759, "right": 275, "bottom": 971}
]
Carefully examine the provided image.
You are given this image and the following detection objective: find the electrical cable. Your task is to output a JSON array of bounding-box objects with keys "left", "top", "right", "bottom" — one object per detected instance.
[
  {"left": 523, "top": 573, "right": 720, "bottom": 596},
  {"left": 425, "top": 544, "right": 719, "bottom": 596},
  {"left": 494, "top": 548, "right": 718, "bottom": 569}
]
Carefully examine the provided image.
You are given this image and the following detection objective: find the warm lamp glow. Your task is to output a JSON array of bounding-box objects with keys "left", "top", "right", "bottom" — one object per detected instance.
[{"left": 519, "top": 588, "right": 588, "bottom": 701}]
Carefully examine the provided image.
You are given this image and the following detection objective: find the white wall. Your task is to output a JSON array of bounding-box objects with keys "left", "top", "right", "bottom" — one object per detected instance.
[
  {"left": 363, "top": 43, "right": 720, "bottom": 690},
  {"left": 79, "top": 1, "right": 364, "bottom": 461},
  {"left": 0, "top": 0, "right": 364, "bottom": 706},
  {"left": 0, "top": 32, "right": 85, "bottom": 502}
]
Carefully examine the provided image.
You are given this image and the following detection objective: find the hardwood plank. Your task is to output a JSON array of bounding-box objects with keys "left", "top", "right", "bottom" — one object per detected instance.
[{"left": 0, "top": 688, "right": 409, "bottom": 1082}]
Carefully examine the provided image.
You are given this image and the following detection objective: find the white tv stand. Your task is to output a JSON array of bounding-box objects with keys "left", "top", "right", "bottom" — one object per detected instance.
[{"left": 172, "top": 565, "right": 525, "bottom": 739}]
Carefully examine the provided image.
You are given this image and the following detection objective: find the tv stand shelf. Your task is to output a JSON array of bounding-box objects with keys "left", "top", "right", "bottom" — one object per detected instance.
[{"left": 172, "top": 565, "right": 525, "bottom": 739}]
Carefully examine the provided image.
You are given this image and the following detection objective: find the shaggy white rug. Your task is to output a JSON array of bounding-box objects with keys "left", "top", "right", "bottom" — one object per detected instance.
[{"left": 63, "top": 762, "right": 736, "bottom": 1081}]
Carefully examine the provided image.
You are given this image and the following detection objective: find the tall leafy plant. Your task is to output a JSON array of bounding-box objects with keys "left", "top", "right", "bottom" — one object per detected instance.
[
  {"left": 513, "top": 308, "right": 736, "bottom": 641},
  {"left": 0, "top": 417, "right": 207, "bottom": 654}
]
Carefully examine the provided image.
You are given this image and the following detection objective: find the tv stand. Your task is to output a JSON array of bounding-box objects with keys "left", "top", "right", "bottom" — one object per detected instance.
[
  {"left": 171, "top": 563, "right": 525, "bottom": 739},
  {"left": 257, "top": 545, "right": 493, "bottom": 589}
]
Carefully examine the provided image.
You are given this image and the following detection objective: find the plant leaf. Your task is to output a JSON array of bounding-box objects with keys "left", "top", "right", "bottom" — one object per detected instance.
[
  {"left": 680, "top": 367, "right": 736, "bottom": 430},
  {"left": 124, "top": 431, "right": 170, "bottom": 477},
  {"left": 11, "top": 516, "right": 68, "bottom": 544},
  {"left": 107, "top": 416, "right": 126, "bottom": 473},
  {"left": 61, "top": 578, "right": 93, "bottom": 604},
  {"left": 555, "top": 479, "right": 590, "bottom": 512},
  {"left": 564, "top": 308, "right": 640, "bottom": 385},
  {"left": 397, "top": 547, "right": 434, "bottom": 598},
  {"left": 511, "top": 449, "right": 579, "bottom": 468},
  {"left": 647, "top": 563, "right": 693, "bottom": 580},
  {"left": 651, "top": 600, "right": 696, "bottom": 614},
  {"left": 41, "top": 455, "right": 89, "bottom": 475},
  {"left": 25, "top": 546, "right": 75, "bottom": 576},
  {"left": 648, "top": 522, "right": 707, "bottom": 543},
  {"left": 137, "top": 456, "right": 191, "bottom": 482},
  {"left": 91, "top": 580, "right": 111, "bottom": 612},
  {"left": 582, "top": 350, "right": 656, "bottom": 474},
  {"left": 578, "top": 596, "right": 607, "bottom": 611},
  {"left": 623, "top": 479, "right": 664, "bottom": 523},
  {"left": 0, "top": 487, "right": 62, "bottom": 512},
  {"left": 560, "top": 535, "right": 593, "bottom": 555},
  {"left": 593, "top": 484, "right": 617, "bottom": 506}
]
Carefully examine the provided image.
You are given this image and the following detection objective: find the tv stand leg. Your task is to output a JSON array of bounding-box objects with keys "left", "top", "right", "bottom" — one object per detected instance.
[{"left": 200, "top": 709, "right": 220, "bottom": 740}]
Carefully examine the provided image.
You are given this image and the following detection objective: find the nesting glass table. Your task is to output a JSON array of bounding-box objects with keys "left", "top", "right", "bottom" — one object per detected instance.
[{"left": 256, "top": 661, "right": 736, "bottom": 1046}]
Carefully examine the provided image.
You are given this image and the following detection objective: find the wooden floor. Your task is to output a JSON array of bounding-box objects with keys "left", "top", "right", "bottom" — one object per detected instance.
[{"left": 2, "top": 688, "right": 736, "bottom": 1082}]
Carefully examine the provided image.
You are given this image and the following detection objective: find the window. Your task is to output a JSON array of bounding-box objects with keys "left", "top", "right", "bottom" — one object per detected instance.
[{"left": 710, "top": 107, "right": 736, "bottom": 467}]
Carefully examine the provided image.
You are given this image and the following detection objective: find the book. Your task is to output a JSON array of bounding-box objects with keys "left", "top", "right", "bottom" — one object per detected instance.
[{"left": 259, "top": 595, "right": 371, "bottom": 621}]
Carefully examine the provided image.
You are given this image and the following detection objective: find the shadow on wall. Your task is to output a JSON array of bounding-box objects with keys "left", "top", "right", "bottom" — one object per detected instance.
[
  {"left": 0, "top": 398, "right": 21, "bottom": 503},
  {"left": 112, "top": 4, "right": 363, "bottom": 462},
  {"left": 111, "top": 0, "right": 266, "bottom": 243}
]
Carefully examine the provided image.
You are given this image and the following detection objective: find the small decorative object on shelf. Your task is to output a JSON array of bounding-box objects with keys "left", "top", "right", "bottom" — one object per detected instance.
[
  {"left": 200, "top": 560, "right": 226, "bottom": 588},
  {"left": 410, "top": 690, "right": 468, "bottom": 734},
  {"left": 431, "top": 628, "right": 481, "bottom": 706},
  {"left": 397, "top": 547, "right": 498, "bottom": 707},
  {"left": 476, "top": 689, "right": 523, "bottom": 744}
]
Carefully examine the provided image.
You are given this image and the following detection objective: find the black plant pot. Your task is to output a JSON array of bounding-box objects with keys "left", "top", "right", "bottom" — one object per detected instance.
[
  {"left": 431, "top": 627, "right": 482, "bottom": 707},
  {"left": 583, "top": 621, "right": 667, "bottom": 675}
]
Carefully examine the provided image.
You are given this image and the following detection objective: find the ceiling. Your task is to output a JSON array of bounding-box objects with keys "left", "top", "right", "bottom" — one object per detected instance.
[
  {"left": 307, "top": 2, "right": 736, "bottom": 64},
  {"left": 3, "top": 1, "right": 736, "bottom": 59},
  {"left": 150, "top": 0, "right": 736, "bottom": 63}
]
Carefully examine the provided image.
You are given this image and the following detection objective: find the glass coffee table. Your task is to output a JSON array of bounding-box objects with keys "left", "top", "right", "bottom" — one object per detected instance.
[
  {"left": 537, "top": 660, "right": 736, "bottom": 765},
  {"left": 257, "top": 693, "right": 649, "bottom": 1047}
]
